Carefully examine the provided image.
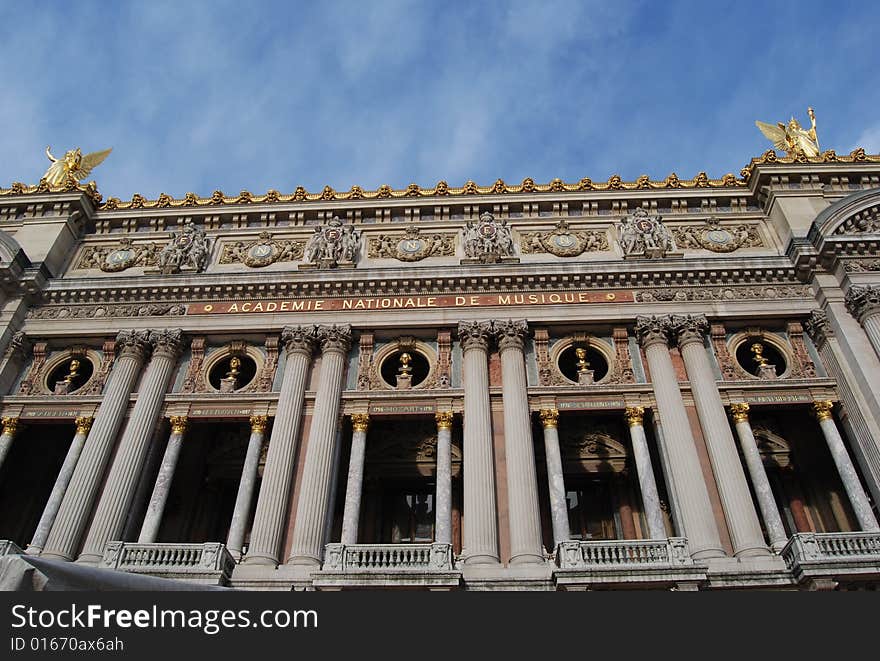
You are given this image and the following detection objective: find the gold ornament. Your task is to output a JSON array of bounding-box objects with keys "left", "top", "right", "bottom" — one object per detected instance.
[
  {"left": 170, "top": 416, "right": 189, "bottom": 435},
  {"left": 539, "top": 408, "right": 559, "bottom": 429},
  {"left": 435, "top": 411, "right": 454, "bottom": 430},
  {"left": 624, "top": 406, "right": 645, "bottom": 427},
  {"left": 250, "top": 415, "right": 269, "bottom": 434},
  {"left": 755, "top": 107, "right": 820, "bottom": 158},
  {"left": 729, "top": 403, "right": 750, "bottom": 423},
  {"left": 75, "top": 416, "right": 94, "bottom": 435},
  {"left": 750, "top": 342, "right": 769, "bottom": 367},
  {"left": 812, "top": 400, "right": 834, "bottom": 421},
  {"left": 351, "top": 413, "right": 370, "bottom": 433},
  {"left": 1, "top": 417, "right": 20, "bottom": 436},
  {"left": 43, "top": 146, "right": 112, "bottom": 186}
]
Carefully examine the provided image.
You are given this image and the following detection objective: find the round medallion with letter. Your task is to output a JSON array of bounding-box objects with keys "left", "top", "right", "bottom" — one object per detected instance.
[
  {"left": 103, "top": 248, "right": 136, "bottom": 272},
  {"left": 244, "top": 241, "right": 279, "bottom": 267}
]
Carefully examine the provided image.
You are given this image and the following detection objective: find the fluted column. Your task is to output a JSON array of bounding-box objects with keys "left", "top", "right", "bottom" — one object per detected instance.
[
  {"left": 494, "top": 319, "right": 544, "bottom": 564},
  {"left": 672, "top": 315, "right": 769, "bottom": 558},
  {"left": 728, "top": 404, "right": 788, "bottom": 551},
  {"left": 434, "top": 411, "right": 454, "bottom": 545},
  {"left": 0, "top": 416, "right": 20, "bottom": 473},
  {"left": 41, "top": 331, "right": 151, "bottom": 561},
  {"left": 457, "top": 321, "right": 499, "bottom": 565},
  {"left": 539, "top": 409, "right": 570, "bottom": 548},
  {"left": 340, "top": 414, "right": 369, "bottom": 545},
  {"left": 845, "top": 285, "right": 880, "bottom": 362},
  {"left": 245, "top": 327, "right": 316, "bottom": 565},
  {"left": 78, "top": 329, "right": 185, "bottom": 563},
  {"left": 137, "top": 416, "right": 188, "bottom": 543},
  {"left": 624, "top": 407, "right": 666, "bottom": 540},
  {"left": 288, "top": 324, "right": 352, "bottom": 566},
  {"left": 813, "top": 401, "right": 880, "bottom": 532},
  {"left": 227, "top": 415, "right": 269, "bottom": 560},
  {"left": 634, "top": 316, "right": 725, "bottom": 559},
  {"left": 27, "top": 417, "right": 93, "bottom": 554}
]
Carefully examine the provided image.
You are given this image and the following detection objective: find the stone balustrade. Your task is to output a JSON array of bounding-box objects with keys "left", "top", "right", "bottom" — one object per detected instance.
[
  {"left": 782, "top": 532, "right": 880, "bottom": 583},
  {"left": 556, "top": 537, "right": 693, "bottom": 569},
  {"left": 0, "top": 540, "right": 22, "bottom": 557},
  {"left": 323, "top": 542, "right": 454, "bottom": 572},
  {"left": 100, "top": 541, "right": 235, "bottom": 585}
]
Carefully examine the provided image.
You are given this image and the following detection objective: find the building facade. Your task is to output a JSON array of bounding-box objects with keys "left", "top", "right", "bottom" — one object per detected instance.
[{"left": 1, "top": 148, "right": 880, "bottom": 590}]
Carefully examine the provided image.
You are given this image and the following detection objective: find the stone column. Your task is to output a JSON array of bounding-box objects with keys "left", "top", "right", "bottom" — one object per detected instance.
[
  {"left": 813, "top": 401, "right": 880, "bottom": 532},
  {"left": 457, "top": 321, "right": 499, "bottom": 565},
  {"left": 672, "top": 314, "right": 769, "bottom": 558},
  {"left": 27, "top": 417, "right": 93, "bottom": 554},
  {"left": 245, "top": 326, "right": 316, "bottom": 565},
  {"left": 137, "top": 416, "right": 188, "bottom": 544},
  {"left": 41, "top": 330, "right": 151, "bottom": 562},
  {"left": 0, "top": 416, "right": 20, "bottom": 473},
  {"left": 728, "top": 404, "right": 788, "bottom": 551},
  {"left": 288, "top": 325, "right": 352, "bottom": 566},
  {"left": 539, "top": 408, "right": 571, "bottom": 548},
  {"left": 78, "top": 329, "right": 185, "bottom": 563},
  {"left": 494, "top": 320, "right": 544, "bottom": 564},
  {"left": 227, "top": 415, "right": 269, "bottom": 560},
  {"left": 340, "top": 414, "right": 369, "bottom": 545},
  {"left": 624, "top": 407, "right": 666, "bottom": 541},
  {"left": 434, "top": 411, "right": 454, "bottom": 545},
  {"left": 845, "top": 285, "right": 880, "bottom": 361},
  {"left": 634, "top": 316, "right": 725, "bottom": 559}
]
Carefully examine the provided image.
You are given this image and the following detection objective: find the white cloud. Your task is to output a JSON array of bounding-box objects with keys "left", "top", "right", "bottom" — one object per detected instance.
[{"left": 853, "top": 124, "right": 880, "bottom": 154}]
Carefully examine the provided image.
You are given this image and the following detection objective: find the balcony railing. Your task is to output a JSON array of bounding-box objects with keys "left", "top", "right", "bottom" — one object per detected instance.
[
  {"left": 101, "top": 542, "right": 235, "bottom": 582},
  {"left": 556, "top": 537, "right": 693, "bottom": 569},
  {"left": 782, "top": 532, "right": 880, "bottom": 574},
  {"left": 323, "top": 543, "right": 454, "bottom": 572},
  {"left": 0, "top": 540, "right": 23, "bottom": 557}
]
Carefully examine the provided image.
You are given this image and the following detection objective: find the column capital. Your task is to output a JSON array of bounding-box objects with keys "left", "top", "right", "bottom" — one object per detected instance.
[
  {"left": 539, "top": 408, "right": 559, "bottom": 429},
  {"left": 281, "top": 325, "right": 318, "bottom": 357},
  {"left": 624, "top": 406, "right": 645, "bottom": 427},
  {"left": 351, "top": 413, "right": 370, "bottom": 432},
  {"left": 634, "top": 315, "right": 673, "bottom": 348},
  {"left": 316, "top": 324, "right": 352, "bottom": 355},
  {"left": 249, "top": 414, "right": 269, "bottom": 434},
  {"left": 813, "top": 400, "right": 834, "bottom": 421},
  {"left": 493, "top": 319, "right": 529, "bottom": 352},
  {"left": 75, "top": 416, "right": 94, "bottom": 435},
  {"left": 845, "top": 285, "right": 880, "bottom": 323},
  {"left": 671, "top": 314, "right": 710, "bottom": 347},
  {"left": 149, "top": 329, "right": 187, "bottom": 359},
  {"left": 435, "top": 411, "right": 454, "bottom": 430},
  {"left": 804, "top": 310, "right": 833, "bottom": 347},
  {"left": 169, "top": 415, "right": 189, "bottom": 435},
  {"left": 1, "top": 416, "right": 20, "bottom": 436},
  {"left": 729, "top": 402, "right": 750, "bottom": 423},
  {"left": 457, "top": 320, "right": 493, "bottom": 352},
  {"left": 115, "top": 329, "right": 152, "bottom": 360}
]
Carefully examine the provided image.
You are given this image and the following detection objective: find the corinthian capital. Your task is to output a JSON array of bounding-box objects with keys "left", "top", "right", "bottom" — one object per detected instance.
[
  {"left": 845, "top": 285, "right": 880, "bottom": 323},
  {"left": 671, "top": 314, "right": 709, "bottom": 347},
  {"left": 149, "top": 328, "right": 187, "bottom": 359},
  {"left": 316, "top": 324, "right": 352, "bottom": 354},
  {"left": 804, "top": 309, "right": 833, "bottom": 348},
  {"left": 634, "top": 315, "right": 673, "bottom": 347},
  {"left": 492, "top": 319, "right": 529, "bottom": 351},
  {"left": 457, "top": 320, "right": 493, "bottom": 352},
  {"left": 115, "top": 329, "right": 152, "bottom": 360},
  {"left": 281, "top": 325, "right": 318, "bottom": 356}
]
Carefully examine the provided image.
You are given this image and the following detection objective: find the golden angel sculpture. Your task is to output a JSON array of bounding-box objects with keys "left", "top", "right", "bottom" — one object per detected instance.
[
  {"left": 42, "top": 146, "right": 112, "bottom": 186},
  {"left": 755, "top": 108, "right": 820, "bottom": 158}
]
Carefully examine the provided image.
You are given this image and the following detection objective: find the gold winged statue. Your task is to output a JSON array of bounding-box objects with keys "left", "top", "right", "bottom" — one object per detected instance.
[
  {"left": 755, "top": 107, "right": 820, "bottom": 158},
  {"left": 42, "top": 146, "right": 112, "bottom": 186}
]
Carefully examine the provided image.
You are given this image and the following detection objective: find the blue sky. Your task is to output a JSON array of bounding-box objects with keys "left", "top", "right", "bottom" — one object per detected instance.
[{"left": 2, "top": 1, "right": 879, "bottom": 199}]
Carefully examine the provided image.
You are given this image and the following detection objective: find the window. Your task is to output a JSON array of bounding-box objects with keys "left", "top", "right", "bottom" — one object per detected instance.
[
  {"left": 386, "top": 488, "right": 435, "bottom": 543},
  {"left": 566, "top": 480, "right": 616, "bottom": 540}
]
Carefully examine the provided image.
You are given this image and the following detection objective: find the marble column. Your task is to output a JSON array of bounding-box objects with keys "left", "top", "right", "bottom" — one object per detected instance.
[
  {"left": 288, "top": 324, "right": 352, "bottom": 566},
  {"left": 137, "top": 416, "right": 188, "bottom": 544},
  {"left": 227, "top": 415, "right": 269, "bottom": 560},
  {"left": 41, "top": 330, "right": 151, "bottom": 562},
  {"left": 672, "top": 314, "right": 769, "bottom": 558},
  {"left": 845, "top": 285, "right": 880, "bottom": 362},
  {"left": 539, "top": 408, "right": 571, "bottom": 548},
  {"left": 27, "top": 417, "right": 93, "bottom": 554},
  {"left": 340, "top": 414, "right": 369, "bottom": 545},
  {"left": 494, "top": 320, "right": 544, "bottom": 564},
  {"left": 245, "top": 326, "right": 316, "bottom": 565},
  {"left": 457, "top": 320, "right": 499, "bottom": 565},
  {"left": 728, "top": 404, "right": 788, "bottom": 551},
  {"left": 78, "top": 329, "right": 185, "bottom": 563},
  {"left": 624, "top": 407, "right": 666, "bottom": 541},
  {"left": 813, "top": 401, "right": 880, "bottom": 532},
  {"left": 0, "top": 416, "right": 20, "bottom": 473},
  {"left": 634, "top": 315, "right": 725, "bottom": 559},
  {"left": 434, "top": 411, "right": 454, "bottom": 546}
]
